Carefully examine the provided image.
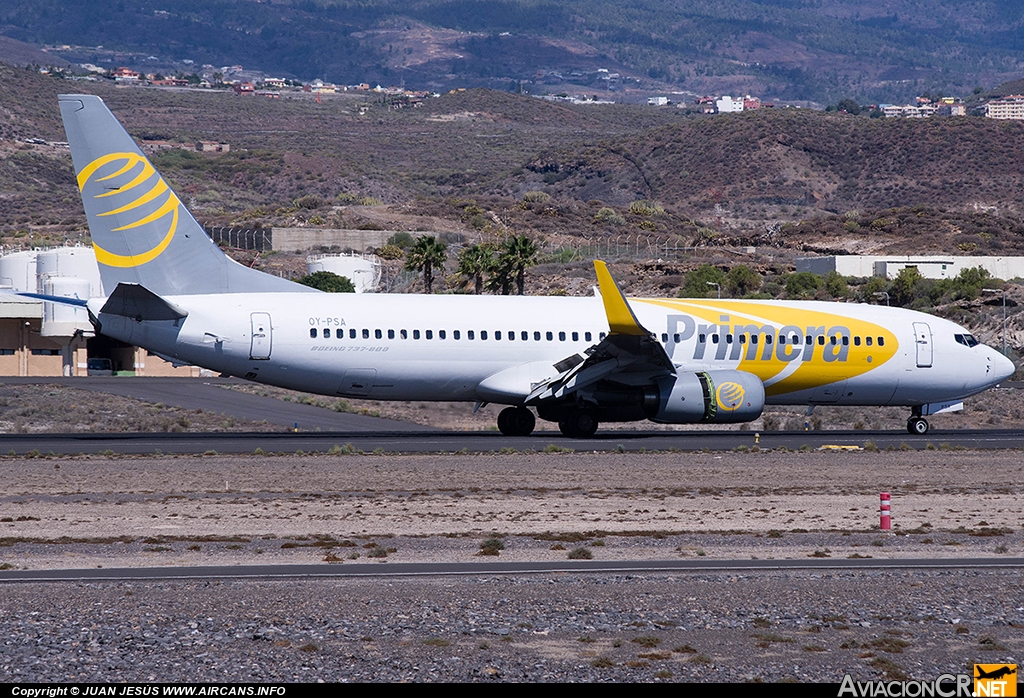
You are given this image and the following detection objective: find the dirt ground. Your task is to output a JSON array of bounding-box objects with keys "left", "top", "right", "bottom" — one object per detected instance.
[{"left": 0, "top": 449, "right": 1020, "bottom": 571}]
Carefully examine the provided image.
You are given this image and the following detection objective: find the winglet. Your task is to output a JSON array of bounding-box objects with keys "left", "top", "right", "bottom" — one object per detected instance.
[{"left": 594, "top": 260, "right": 649, "bottom": 336}]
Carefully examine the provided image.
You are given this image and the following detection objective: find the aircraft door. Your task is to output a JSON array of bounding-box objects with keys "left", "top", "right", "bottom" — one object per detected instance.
[
  {"left": 250, "top": 312, "right": 272, "bottom": 360},
  {"left": 913, "top": 322, "right": 932, "bottom": 368}
]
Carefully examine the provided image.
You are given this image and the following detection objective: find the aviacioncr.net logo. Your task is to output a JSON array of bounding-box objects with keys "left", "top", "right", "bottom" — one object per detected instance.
[
  {"left": 77, "top": 151, "right": 180, "bottom": 268},
  {"left": 716, "top": 381, "right": 746, "bottom": 411}
]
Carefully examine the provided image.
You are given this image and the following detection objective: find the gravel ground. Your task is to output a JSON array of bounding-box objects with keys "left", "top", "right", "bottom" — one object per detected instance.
[
  {"left": 0, "top": 449, "right": 1021, "bottom": 682},
  {"left": 0, "top": 571, "right": 1020, "bottom": 682}
]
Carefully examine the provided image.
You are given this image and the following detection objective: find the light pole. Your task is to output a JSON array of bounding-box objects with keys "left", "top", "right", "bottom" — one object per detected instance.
[{"left": 707, "top": 281, "right": 721, "bottom": 299}]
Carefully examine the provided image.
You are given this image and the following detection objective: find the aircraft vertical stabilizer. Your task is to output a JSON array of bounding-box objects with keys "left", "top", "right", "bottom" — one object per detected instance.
[{"left": 59, "top": 94, "right": 311, "bottom": 297}]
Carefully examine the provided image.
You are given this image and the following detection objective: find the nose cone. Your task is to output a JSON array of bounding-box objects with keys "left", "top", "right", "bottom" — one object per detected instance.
[{"left": 993, "top": 351, "right": 1016, "bottom": 384}]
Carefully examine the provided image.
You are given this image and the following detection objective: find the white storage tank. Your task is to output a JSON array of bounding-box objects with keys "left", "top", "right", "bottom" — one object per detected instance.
[
  {"left": 0, "top": 250, "right": 39, "bottom": 292},
  {"left": 35, "top": 246, "right": 103, "bottom": 297},
  {"left": 306, "top": 253, "right": 381, "bottom": 293},
  {"left": 42, "top": 277, "right": 92, "bottom": 337}
]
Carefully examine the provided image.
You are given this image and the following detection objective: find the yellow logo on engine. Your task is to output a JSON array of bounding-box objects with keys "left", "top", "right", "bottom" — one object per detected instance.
[
  {"left": 78, "top": 151, "right": 179, "bottom": 268},
  {"left": 716, "top": 381, "right": 745, "bottom": 411}
]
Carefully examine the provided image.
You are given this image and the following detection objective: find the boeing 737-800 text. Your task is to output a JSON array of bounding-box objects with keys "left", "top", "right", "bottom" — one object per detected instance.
[{"left": 34, "top": 95, "right": 1014, "bottom": 437}]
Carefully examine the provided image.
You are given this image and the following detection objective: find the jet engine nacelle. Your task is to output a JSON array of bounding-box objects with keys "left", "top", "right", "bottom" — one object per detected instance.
[{"left": 645, "top": 370, "right": 765, "bottom": 424}]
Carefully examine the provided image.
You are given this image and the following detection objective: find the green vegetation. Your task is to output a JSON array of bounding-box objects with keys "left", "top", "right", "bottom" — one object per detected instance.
[{"left": 296, "top": 271, "right": 355, "bottom": 293}]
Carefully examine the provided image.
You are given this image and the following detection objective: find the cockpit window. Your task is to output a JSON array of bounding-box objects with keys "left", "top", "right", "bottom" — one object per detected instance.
[{"left": 955, "top": 333, "right": 980, "bottom": 347}]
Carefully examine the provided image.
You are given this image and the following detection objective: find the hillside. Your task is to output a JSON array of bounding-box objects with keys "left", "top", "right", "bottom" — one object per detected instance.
[
  {"left": 2, "top": 1, "right": 1024, "bottom": 105},
  {"left": 6, "top": 64, "right": 1024, "bottom": 263},
  {"left": 515, "top": 109, "right": 1024, "bottom": 222}
]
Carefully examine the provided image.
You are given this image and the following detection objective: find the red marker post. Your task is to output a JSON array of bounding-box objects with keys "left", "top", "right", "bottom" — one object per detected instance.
[{"left": 879, "top": 492, "right": 891, "bottom": 531}]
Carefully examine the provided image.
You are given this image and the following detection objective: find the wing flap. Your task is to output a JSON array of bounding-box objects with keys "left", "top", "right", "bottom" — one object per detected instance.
[{"left": 526, "top": 262, "right": 675, "bottom": 404}]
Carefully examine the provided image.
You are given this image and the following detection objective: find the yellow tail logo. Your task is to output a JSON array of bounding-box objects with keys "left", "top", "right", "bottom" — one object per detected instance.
[{"left": 78, "top": 152, "right": 179, "bottom": 268}]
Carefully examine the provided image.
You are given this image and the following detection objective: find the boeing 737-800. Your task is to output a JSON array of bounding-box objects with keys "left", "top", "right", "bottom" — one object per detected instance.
[{"left": 37, "top": 94, "right": 1014, "bottom": 437}]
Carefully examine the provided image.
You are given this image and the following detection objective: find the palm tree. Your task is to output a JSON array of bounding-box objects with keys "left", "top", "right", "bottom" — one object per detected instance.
[
  {"left": 502, "top": 234, "right": 539, "bottom": 295},
  {"left": 404, "top": 236, "right": 447, "bottom": 294},
  {"left": 456, "top": 243, "right": 494, "bottom": 294}
]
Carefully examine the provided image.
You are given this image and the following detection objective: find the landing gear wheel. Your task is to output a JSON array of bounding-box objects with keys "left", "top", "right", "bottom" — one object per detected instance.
[
  {"left": 497, "top": 407, "right": 536, "bottom": 436},
  {"left": 558, "top": 408, "right": 599, "bottom": 438},
  {"left": 907, "top": 417, "right": 929, "bottom": 435}
]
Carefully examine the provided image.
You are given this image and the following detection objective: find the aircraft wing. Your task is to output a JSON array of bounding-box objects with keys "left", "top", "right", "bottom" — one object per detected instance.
[{"left": 526, "top": 261, "right": 675, "bottom": 404}]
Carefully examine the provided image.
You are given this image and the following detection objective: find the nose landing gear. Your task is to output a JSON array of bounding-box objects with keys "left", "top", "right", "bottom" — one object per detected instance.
[{"left": 907, "top": 415, "right": 929, "bottom": 435}]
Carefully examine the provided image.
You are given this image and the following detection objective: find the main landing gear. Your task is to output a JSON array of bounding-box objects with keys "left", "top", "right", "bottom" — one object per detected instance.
[
  {"left": 558, "top": 407, "right": 599, "bottom": 439},
  {"left": 497, "top": 406, "right": 536, "bottom": 436},
  {"left": 907, "top": 416, "right": 929, "bottom": 435}
]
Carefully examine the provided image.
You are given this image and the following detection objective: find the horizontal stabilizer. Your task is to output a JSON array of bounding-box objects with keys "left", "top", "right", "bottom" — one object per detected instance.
[
  {"left": 99, "top": 283, "right": 188, "bottom": 321},
  {"left": 14, "top": 292, "right": 88, "bottom": 307}
]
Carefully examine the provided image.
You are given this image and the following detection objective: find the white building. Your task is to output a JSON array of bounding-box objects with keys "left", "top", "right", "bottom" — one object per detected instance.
[
  {"left": 715, "top": 95, "right": 743, "bottom": 113},
  {"left": 796, "top": 255, "right": 1024, "bottom": 281},
  {"left": 985, "top": 96, "right": 1024, "bottom": 120}
]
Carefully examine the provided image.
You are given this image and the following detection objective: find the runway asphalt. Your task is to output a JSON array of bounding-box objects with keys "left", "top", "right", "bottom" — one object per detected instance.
[
  {"left": 1, "top": 376, "right": 1020, "bottom": 453},
  {"left": 3, "top": 557, "right": 1023, "bottom": 583},
  {"left": 0, "top": 427, "right": 1022, "bottom": 454}
]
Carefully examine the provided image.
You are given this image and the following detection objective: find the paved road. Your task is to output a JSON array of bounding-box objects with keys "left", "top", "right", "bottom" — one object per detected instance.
[
  {"left": 0, "top": 376, "right": 430, "bottom": 432},
  {"left": 2, "top": 557, "right": 1022, "bottom": 583}
]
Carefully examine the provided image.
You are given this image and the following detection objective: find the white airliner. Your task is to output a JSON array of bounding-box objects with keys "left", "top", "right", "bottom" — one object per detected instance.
[{"left": 38, "top": 94, "right": 1014, "bottom": 437}]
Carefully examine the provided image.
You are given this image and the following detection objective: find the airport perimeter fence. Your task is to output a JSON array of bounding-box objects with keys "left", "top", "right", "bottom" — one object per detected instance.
[
  {"left": 541, "top": 235, "right": 698, "bottom": 263},
  {"left": 204, "top": 226, "right": 273, "bottom": 252}
]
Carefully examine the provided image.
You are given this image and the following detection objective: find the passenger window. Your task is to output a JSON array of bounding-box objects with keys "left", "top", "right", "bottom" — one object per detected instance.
[
  {"left": 362, "top": 329, "right": 370, "bottom": 339},
  {"left": 495, "top": 331, "right": 502, "bottom": 340},
  {"left": 350, "top": 329, "right": 356, "bottom": 339},
  {"left": 439, "top": 330, "right": 446, "bottom": 339},
  {"left": 673, "top": 333, "right": 680, "bottom": 342},
  {"left": 765, "top": 335, "right": 772, "bottom": 345},
  {"left": 546, "top": 331, "right": 553, "bottom": 341},
  {"left": 738, "top": 334, "right": 746, "bottom": 344},
  {"left": 534, "top": 331, "right": 541, "bottom": 341},
  {"left": 413, "top": 330, "right": 420, "bottom": 340},
  {"left": 878, "top": 337, "right": 885, "bottom": 346},
  {"left": 310, "top": 328, "right": 317, "bottom": 338},
  {"left": 572, "top": 332, "right": 579, "bottom": 342},
  {"left": 599, "top": 332, "right": 607, "bottom": 340},
  {"left": 866, "top": 336, "right": 873, "bottom": 346},
  {"left": 841, "top": 336, "right": 848, "bottom": 346},
  {"left": 468, "top": 330, "right": 475, "bottom": 340},
  {"left": 854, "top": 336, "right": 861, "bottom": 346},
  {"left": 521, "top": 331, "right": 528, "bottom": 341},
  {"left": 425, "top": 330, "right": 433, "bottom": 339},
  {"left": 585, "top": 332, "right": 592, "bottom": 342},
  {"left": 817, "top": 336, "right": 825, "bottom": 346},
  {"left": 559, "top": 331, "right": 566, "bottom": 341},
  {"left": 751, "top": 335, "right": 758, "bottom": 345},
  {"left": 400, "top": 329, "right": 408, "bottom": 340},
  {"left": 388, "top": 329, "right": 395, "bottom": 339},
  {"left": 661, "top": 333, "right": 668, "bottom": 342},
  {"left": 830, "top": 336, "right": 837, "bottom": 345},
  {"left": 481, "top": 330, "right": 488, "bottom": 340},
  {"left": 699, "top": 333, "right": 706, "bottom": 343},
  {"left": 508, "top": 331, "right": 514, "bottom": 341},
  {"left": 453, "top": 330, "right": 460, "bottom": 340},
  {"left": 712, "top": 334, "right": 719, "bottom": 344},
  {"left": 806, "top": 336, "right": 813, "bottom": 345},
  {"left": 375, "top": 329, "right": 382, "bottom": 339}
]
